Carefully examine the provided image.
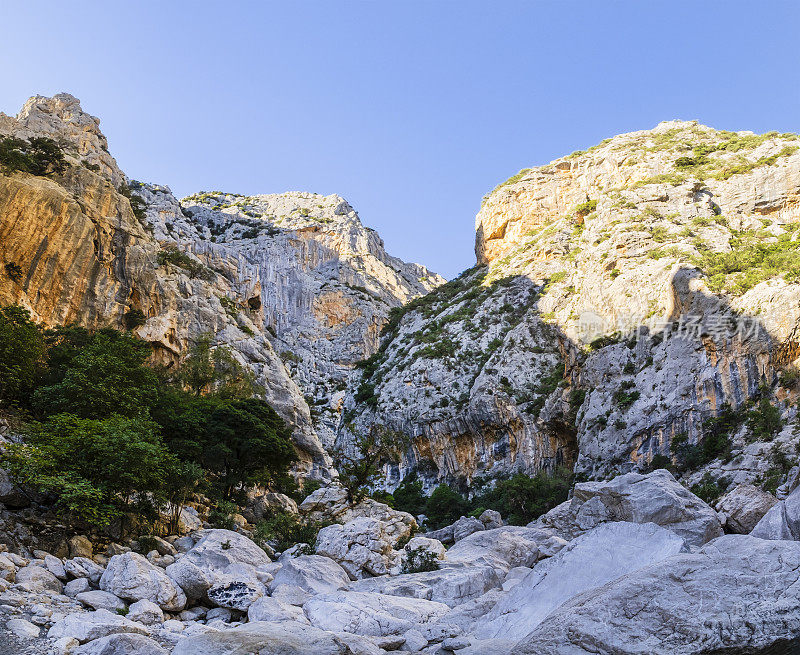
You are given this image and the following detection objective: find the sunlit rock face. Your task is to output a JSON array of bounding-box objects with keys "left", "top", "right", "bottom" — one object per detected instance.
[
  {"left": 0, "top": 93, "right": 442, "bottom": 476},
  {"left": 338, "top": 121, "right": 800, "bottom": 489}
]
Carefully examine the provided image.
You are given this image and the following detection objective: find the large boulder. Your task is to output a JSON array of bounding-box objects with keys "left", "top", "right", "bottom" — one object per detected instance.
[
  {"left": 245, "top": 491, "right": 299, "bottom": 522},
  {"left": 65, "top": 557, "right": 105, "bottom": 584},
  {"left": 48, "top": 609, "right": 149, "bottom": 643},
  {"left": 350, "top": 564, "right": 500, "bottom": 607},
  {"left": 304, "top": 590, "right": 450, "bottom": 637},
  {"left": 247, "top": 595, "right": 309, "bottom": 623},
  {"left": 268, "top": 555, "right": 350, "bottom": 595},
  {"left": 715, "top": 483, "right": 778, "bottom": 534},
  {"left": 473, "top": 522, "right": 686, "bottom": 642},
  {"left": 15, "top": 564, "right": 63, "bottom": 593},
  {"left": 316, "top": 517, "right": 399, "bottom": 579},
  {"left": 73, "top": 633, "right": 169, "bottom": 655},
  {"left": 446, "top": 526, "right": 565, "bottom": 574},
  {"left": 301, "top": 485, "right": 416, "bottom": 544},
  {"left": 100, "top": 552, "right": 186, "bottom": 611},
  {"left": 512, "top": 534, "right": 800, "bottom": 654},
  {"left": 750, "top": 484, "right": 800, "bottom": 540},
  {"left": 533, "top": 469, "right": 722, "bottom": 546},
  {"left": 172, "top": 620, "right": 354, "bottom": 655},
  {"left": 206, "top": 563, "right": 266, "bottom": 611},
  {"left": 165, "top": 529, "right": 270, "bottom": 600},
  {"left": 0, "top": 468, "right": 30, "bottom": 508}
]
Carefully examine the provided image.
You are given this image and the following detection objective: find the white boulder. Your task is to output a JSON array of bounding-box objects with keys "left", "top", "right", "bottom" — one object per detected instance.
[
  {"left": 100, "top": 552, "right": 186, "bottom": 611},
  {"left": 48, "top": 609, "right": 148, "bottom": 643},
  {"left": 316, "top": 516, "right": 399, "bottom": 579},
  {"left": 268, "top": 555, "right": 350, "bottom": 595}
]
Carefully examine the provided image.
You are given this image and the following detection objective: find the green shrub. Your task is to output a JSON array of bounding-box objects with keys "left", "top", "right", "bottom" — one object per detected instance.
[
  {"left": 612, "top": 381, "right": 639, "bottom": 410},
  {"left": 573, "top": 200, "right": 597, "bottom": 217},
  {"left": 209, "top": 500, "right": 239, "bottom": 530},
  {"left": 4, "top": 262, "right": 23, "bottom": 282},
  {"left": 156, "top": 247, "right": 214, "bottom": 280},
  {"left": 746, "top": 393, "right": 783, "bottom": 442},
  {"left": 123, "top": 309, "right": 146, "bottom": 330},
  {"left": 254, "top": 509, "right": 327, "bottom": 552},
  {"left": 425, "top": 484, "right": 471, "bottom": 529},
  {"left": 691, "top": 473, "right": 726, "bottom": 504},
  {"left": 0, "top": 136, "right": 66, "bottom": 176},
  {"left": 392, "top": 476, "right": 427, "bottom": 517},
  {"left": 401, "top": 546, "right": 440, "bottom": 574},
  {"left": 475, "top": 468, "right": 572, "bottom": 525}
]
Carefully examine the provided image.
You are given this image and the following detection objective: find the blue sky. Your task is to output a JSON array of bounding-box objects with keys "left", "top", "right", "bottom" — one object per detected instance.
[{"left": 1, "top": 1, "right": 798, "bottom": 279}]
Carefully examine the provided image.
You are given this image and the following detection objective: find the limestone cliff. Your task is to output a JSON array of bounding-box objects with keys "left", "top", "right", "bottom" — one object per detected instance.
[
  {"left": 338, "top": 121, "right": 800, "bottom": 491},
  {"left": 0, "top": 93, "right": 441, "bottom": 478}
]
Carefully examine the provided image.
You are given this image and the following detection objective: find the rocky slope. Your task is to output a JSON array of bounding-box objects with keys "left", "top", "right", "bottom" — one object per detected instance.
[
  {"left": 1, "top": 470, "right": 799, "bottom": 655},
  {"left": 0, "top": 93, "right": 442, "bottom": 475},
  {"left": 338, "top": 120, "right": 800, "bottom": 492}
]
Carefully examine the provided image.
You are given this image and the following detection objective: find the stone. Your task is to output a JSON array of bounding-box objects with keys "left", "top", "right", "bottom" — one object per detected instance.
[
  {"left": 15, "top": 564, "right": 63, "bottom": 592},
  {"left": 127, "top": 599, "right": 164, "bottom": 625},
  {"left": 7, "top": 617, "right": 40, "bottom": 639},
  {"left": 446, "top": 526, "right": 557, "bottom": 574},
  {"left": 177, "top": 507, "right": 202, "bottom": 534},
  {"left": 301, "top": 485, "right": 417, "bottom": 544},
  {"left": 172, "top": 620, "right": 357, "bottom": 655},
  {"left": 304, "top": 591, "right": 451, "bottom": 636},
  {"left": 715, "top": 483, "right": 778, "bottom": 534},
  {"left": 73, "top": 633, "right": 170, "bottom": 655},
  {"left": 247, "top": 595, "right": 309, "bottom": 623},
  {"left": 48, "top": 609, "right": 148, "bottom": 643},
  {"left": 351, "top": 565, "right": 500, "bottom": 607},
  {"left": 533, "top": 469, "right": 723, "bottom": 547},
  {"left": 207, "top": 575, "right": 265, "bottom": 611},
  {"left": 478, "top": 509, "right": 503, "bottom": 530},
  {"left": 452, "top": 516, "right": 485, "bottom": 542},
  {"left": 69, "top": 536, "right": 94, "bottom": 559},
  {"left": 401, "top": 536, "right": 446, "bottom": 568},
  {"left": 473, "top": 522, "right": 686, "bottom": 642},
  {"left": 316, "top": 516, "right": 400, "bottom": 579},
  {"left": 44, "top": 554, "right": 67, "bottom": 579},
  {"left": 246, "top": 491, "right": 299, "bottom": 522},
  {"left": 53, "top": 636, "right": 80, "bottom": 655},
  {"left": 402, "top": 628, "right": 428, "bottom": 652},
  {"left": 0, "top": 552, "right": 16, "bottom": 581},
  {"left": 76, "top": 590, "right": 127, "bottom": 612},
  {"left": 165, "top": 529, "right": 269, "bottom": 600},
  {"left": 513, "top": 534, "right": 800, "bottom": 654},
  {"left": 100, "top": 552, "right": 186, "bottom": 611},
  {"left": 501, "top": 566, "right": 531, "bottom": 591},
  {"left": 172, "top": 536, "right": 195, "bottom": 553},
  {"left": 750, "top": 484, "right": 800, "bottom": 540},
  {"left": 64, "top": 577, "right": 91, "bottom": 597},
  {"left": 65, "top": 557, "right": 105, "bottom": 584},
  {"left": 0, "top": 468, "right": 30, "bottom": 509},
  {"left": 270, "top": 583, "right": 311, "bottom": 606},
  {"left": 205, "top": 607, "right": 232, "bottom": 622},
  {"left": 268, "top": 554, "right": 350, "bottom": 595}
]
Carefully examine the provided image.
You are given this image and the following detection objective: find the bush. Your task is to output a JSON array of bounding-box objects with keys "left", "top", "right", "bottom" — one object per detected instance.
[
  {"left": 401, "top": 546, "right": 440, "bottom": 574},
  {"left": 5, "top": 262, "right": 23, "bottom": 282},
  {"left": 0, "top": 136, "right": 66, "bottom": 176},
  {"left": 424, "top": 484, "right": 471, "bottom": 529},
  {"left": 156, "top": 247, "right": 214, "bottom": 280},
  {"left": 613, "top": 381, "right": 640, "bottom": 410},
  {"left": 573, "top": 200, "right": 597, "bottom": 217},
  {"left": 123, "top": 309, "right": 146, "bottom": 330},
  {"left": 253, "top": 509, "right": 327, "bottom": 552},
  {"left": 691, "top": 473, "right": 726, "bottom": 504},
  {"left": 392, "top": 477, "right": 427, "bottom": 517},
  {"left": 475, "top": 468, "right": 572, "bottom": 525},
  {"left": 746, "top": 393, "right": 783, "bottom": 442},
  {"left": 208, "top": 500, "right": 239, "bottom": 530},
  {"left": 0, "top": 306, "right": 46, "bottom": 406}
]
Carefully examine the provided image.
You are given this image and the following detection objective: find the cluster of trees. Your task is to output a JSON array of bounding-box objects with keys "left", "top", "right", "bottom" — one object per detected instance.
[
  {"left": 0, "top": 306, "right": 296, "bottom": 537},
  {"left": 0, "top": 136, "right": 67, "bottom": 176},
  {"left": 377, "top": 467, "right": 573, "bottom": 530}
]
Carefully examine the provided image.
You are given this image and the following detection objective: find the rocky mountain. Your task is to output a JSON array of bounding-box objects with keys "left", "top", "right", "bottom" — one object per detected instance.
[
  {"left": 0, "top": 93, "right": 442, "bottom": 476},
  {"left": 338, "top": 120, "right": 800, "bottom": 493}
]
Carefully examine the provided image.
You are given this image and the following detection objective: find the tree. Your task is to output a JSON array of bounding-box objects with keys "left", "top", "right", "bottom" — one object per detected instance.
[
  {"left": 0, "top": 305, "right": 46, "bottom": 407},
  {"left": 1, "top": 414, "right": 172, "bottom": 532},
  {"left": 201, "top": 398, "right": 296, "bottom": 500},
  {"left": 334, "top": 429, "right": 400, "bottom": 502},
  {"left": 476, "top": 468, "right": 572, "bottom": 525},
  {"left": 425, "top": 484, "right": 470, "bottom": 529},
  {"left": 179, "top": 334, "right": 260, "bottom": 399},
  {"left": 392, "top": 475, "right": 427, "bottom": 517},
  {"left": 33, "top": 329, "right": 158, "bottom": 419}
]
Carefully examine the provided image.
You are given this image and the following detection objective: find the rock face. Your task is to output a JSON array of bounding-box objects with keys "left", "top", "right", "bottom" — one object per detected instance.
[
  {"left": 512, "top": 535, "right": 800, "bottom": 655},
  {"left": 337, "top": 121, "right": 800, "bottom": 489},
  {"left": 473, "top": 522, "right": 686, "bottom": 642},
  {"left": 715, "top": 483, "right": 778, "bottom": 534},
  {"left": 533, "top": 469, "right": 723, "bottom": 547},
  {"left": 0, "top": 93, "right": 442, "bottom": 477},
  {"left": 751, "top": 484, "right": 800, "bottom": 540},
  {"left": 315, "top": 517, "right": 400, "bottom": 579}
]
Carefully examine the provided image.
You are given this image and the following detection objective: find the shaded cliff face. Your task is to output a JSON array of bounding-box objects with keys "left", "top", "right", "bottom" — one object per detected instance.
[
  {"left": 339, "top": 121, "right": 800, "bottom": 488},
  {"left": 0, "top": 93, "right": 442, "bottom": 478}
]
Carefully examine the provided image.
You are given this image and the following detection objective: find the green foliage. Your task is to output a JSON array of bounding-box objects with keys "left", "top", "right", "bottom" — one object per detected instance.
[
  {"left": 401, "top": 546, "right": 440, "bottom": 574},
  {"left": 0, "top": 306, "right": 46, "bottom": 406},
  {"left": 334, "top": 430, "right": 399, "bottom": 503},
  {"left": 156, "top": 247, "right": 214, "bottom": 280},
  {"left": 179, "top": 334, "right": 260, "bottom": 399},
  {"left": 613, "top": 381, "right": 640, "bottom": 410},
  {"left": 209, "top": 500, "right": 239, "bottom": 530},
  {"left": 0, "top": 136, "right": 66, "bottom": 176},
  {"left": 33, "top": 328, "right": 158, "bottom": 420},
  {"left": 253, "top": 509, "right": 328, "bottom": 552},
  {"left": 476, "top": 468, "right": 572, "bottom": 525},
  {"left": 5, "top": 262, "right": 23, "bottom": 282},
  {"left": 693, "top": 231, "right": 800, "bottom": 294},
  {"left": 671, "top": 404, "right": 744, "bottom": 472},
  {"left": 746, "top": 393, "right": 783, "bottom": 443},
  {"left": 392, "top": 476, "right": 427, "bottom": 517},
  {"left": 123, "top": 309, "right": 147, "bottom": 330},
  {"left": 424, "top": 484, "right": 471, "bottom": 529},
  {"left": 647, "top": 453, "right": 672, "bottom": 472},
  {"left": 573, "top": 200, "right": 597, "bottom": 217},
  {"left": 691, "top": 473, "right": 726, "bottom": 504},
  {"left": 2, "top": 414, "right": 172, "bottom": 530}
]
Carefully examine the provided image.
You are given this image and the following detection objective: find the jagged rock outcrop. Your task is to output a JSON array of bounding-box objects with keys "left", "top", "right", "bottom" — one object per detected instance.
[
  {"left": 338, "top": 120, "right": 800, "bottom": 491},
  {"left": 0, "top": 93, "right": 442, "bottom": 476}
]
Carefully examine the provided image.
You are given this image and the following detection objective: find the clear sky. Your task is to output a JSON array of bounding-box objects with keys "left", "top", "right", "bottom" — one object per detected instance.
[{"left": 1, "top": 1, "right": 798, "bottom": 279}]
